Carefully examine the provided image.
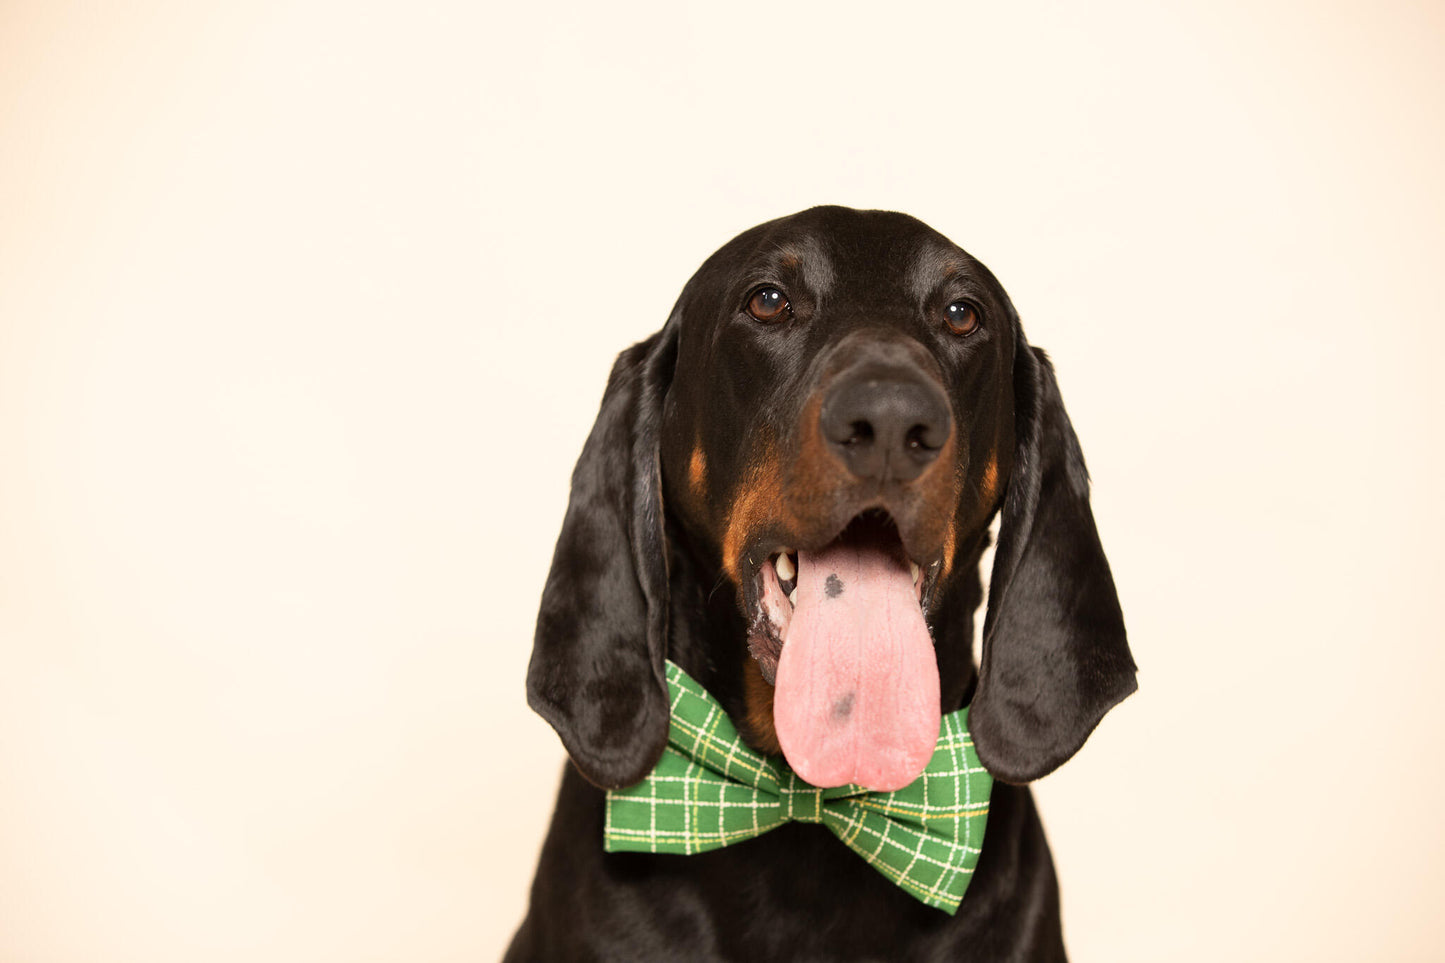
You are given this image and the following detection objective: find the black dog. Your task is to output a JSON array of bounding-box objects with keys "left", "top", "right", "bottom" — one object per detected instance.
[{"left": 508, "top": 207, "right": 1136, "bottom": 961}]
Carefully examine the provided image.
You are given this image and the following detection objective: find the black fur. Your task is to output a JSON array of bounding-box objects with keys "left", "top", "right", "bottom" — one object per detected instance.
[
  {"left": 511, "top": 207, "right": 1135, "bottom": 961},
  {"left": 972, "top": 346, "right": 1135, "bottom": 784},
  {"left": 526, "top": 329, "right": 676, "bottom": 791}
]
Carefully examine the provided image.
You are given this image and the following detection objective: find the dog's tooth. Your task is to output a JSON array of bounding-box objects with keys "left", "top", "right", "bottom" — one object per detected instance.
[
  {"left": 910, "top": 561, "right": 921, "bottom": 585},
  {"left": 775, "top": 552, "right": 795, "bottom": 582},
  {"left": 788, "top": 588, "right": 798, "bottom": 606}
]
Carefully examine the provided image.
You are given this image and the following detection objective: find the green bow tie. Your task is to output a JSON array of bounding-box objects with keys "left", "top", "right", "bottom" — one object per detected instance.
[{"left": 603, "top": 661, "right": 993, "bottom": 914}]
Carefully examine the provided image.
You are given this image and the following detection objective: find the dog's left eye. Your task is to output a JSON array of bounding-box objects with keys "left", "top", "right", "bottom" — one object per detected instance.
[
  {"left": 944, "top": 300, "right": 980, "bottom": 336},
  {"left": 746, "top": 287, "right": 791, "bottom": 323}
]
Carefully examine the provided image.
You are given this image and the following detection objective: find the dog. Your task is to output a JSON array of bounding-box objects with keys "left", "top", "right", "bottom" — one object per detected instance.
[{"left": 507, "top": 206, "right": 1136, "bottom": 961}]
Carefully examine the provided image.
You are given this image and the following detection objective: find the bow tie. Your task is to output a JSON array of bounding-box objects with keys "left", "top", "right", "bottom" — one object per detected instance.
[{"left": 603, "top": 661, "right": 993, "bottom": 914}]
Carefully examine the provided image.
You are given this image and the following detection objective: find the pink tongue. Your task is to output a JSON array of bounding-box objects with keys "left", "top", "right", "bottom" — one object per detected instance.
[{"left": 773, "top": 541, "right": 940, "bottom": 792}]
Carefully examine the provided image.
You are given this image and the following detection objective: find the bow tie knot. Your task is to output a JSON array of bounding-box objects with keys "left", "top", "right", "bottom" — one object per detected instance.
[
  {"left": 603, "top": 661, "right": 993, "bottom": 914},
  {"left": 778, "top": 772, "right": 827, "bottom": 823}
]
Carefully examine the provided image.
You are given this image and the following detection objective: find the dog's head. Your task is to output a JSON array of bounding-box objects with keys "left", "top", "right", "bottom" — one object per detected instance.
[{"left": 528, "top": 206, "right": 1135, "bottom": 792}]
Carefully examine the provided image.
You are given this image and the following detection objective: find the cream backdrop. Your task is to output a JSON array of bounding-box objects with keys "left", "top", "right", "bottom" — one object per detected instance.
[{"left": 2, "top": 0, "right": 1442, "bottom": 960}]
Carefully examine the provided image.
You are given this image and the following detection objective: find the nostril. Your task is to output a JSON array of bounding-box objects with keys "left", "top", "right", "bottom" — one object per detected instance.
[
  {"left": 845, "top": 421, "right": 874, "bottom": 447},
  {"left": 904, "top": 425, "right": 937, "bottom": 453}
]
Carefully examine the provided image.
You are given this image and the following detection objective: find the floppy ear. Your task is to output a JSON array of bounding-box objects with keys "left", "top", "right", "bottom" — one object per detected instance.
[
  {"left": 526, "top": 322, "right": 677, "bottom": 790},
  {"left": 971, "top": 344, "right": 1137, "bottom": 784}
]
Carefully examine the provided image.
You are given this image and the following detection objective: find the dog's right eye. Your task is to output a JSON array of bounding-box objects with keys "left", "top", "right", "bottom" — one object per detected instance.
[{"left": 746, "top": 287, "right": 791, "bottom": 323}]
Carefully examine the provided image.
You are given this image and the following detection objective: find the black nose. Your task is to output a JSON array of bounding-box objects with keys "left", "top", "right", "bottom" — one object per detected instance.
[{"left": 820, "top": 368, "right": 953, "bottom": 483}]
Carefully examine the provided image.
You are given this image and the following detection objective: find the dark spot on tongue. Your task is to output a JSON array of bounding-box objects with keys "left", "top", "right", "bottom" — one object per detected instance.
[
  {"left": 825, "top": 573, "right": 844, "bottom": 598},
  {"left": 831, "top": 693, "right": 855, "bottom": 720}
]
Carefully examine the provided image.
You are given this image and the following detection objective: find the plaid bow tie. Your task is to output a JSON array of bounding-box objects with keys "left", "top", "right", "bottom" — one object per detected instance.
[{"left": 603, "top": 661, "right": 993, "bottom": 914}]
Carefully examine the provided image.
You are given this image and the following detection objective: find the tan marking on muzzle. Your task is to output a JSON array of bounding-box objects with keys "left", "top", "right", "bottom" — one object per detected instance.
[
  {"left": 721, "top": 439, "right": 789, "bottom": 585},
  {"left": 981, "top": 451, "right": 999, "bottom": 504},
  {"left": 942, "top": 518, "right": 958, "bottom": 578},
  {"left": 741, "top": 658, "right": 781, "bottom": 754},
  {"left": 688, "top": 444, "right": 707, "bottom": 500}
]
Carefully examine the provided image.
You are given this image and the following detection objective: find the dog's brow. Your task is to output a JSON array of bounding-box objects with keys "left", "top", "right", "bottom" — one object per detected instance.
[
  {"left": 907, "top": 248, "right": 971, "bottom": 304},
  {"left": 771, "top": 237, "right": 835, "bottom": 294}
]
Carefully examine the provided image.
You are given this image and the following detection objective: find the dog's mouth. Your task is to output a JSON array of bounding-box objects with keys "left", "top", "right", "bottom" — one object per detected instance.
[
  {"left": 748, "top": 512, "right": 936, "bottom": 678},
  {"left": 746, "top": 511, "right": 942, "bottom": 792}
]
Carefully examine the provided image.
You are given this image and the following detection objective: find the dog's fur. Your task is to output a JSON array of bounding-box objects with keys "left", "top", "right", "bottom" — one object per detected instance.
[{"left": 507, "top": 207, "right": 1136, "bottom": 961}]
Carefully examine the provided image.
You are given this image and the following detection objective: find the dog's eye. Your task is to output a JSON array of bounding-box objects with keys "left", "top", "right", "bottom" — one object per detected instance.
[
  {"left": 944, "top": 300, "right": 980, "bottom": 336},
  {"left": 746, "top": 287, "right": 790, "bottom": 323}
]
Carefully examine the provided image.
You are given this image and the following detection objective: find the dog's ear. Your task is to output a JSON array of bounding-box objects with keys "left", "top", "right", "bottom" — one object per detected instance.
[
  {"left": 527, "top": 321, "right": 678, "bottom": 790},
  {"left": 971, "top": 344, "right": 1136, "bottom": 784}
]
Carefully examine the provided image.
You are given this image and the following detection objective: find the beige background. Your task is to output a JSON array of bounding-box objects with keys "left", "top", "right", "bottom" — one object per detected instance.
[{"left": 2, "top": 0, "right": 1442, "bottom": 960}]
